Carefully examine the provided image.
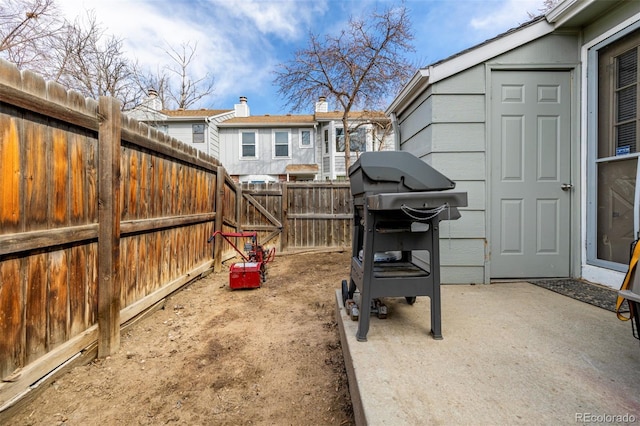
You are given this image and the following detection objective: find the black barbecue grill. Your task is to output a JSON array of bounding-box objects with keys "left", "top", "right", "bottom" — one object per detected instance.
[{"left": 343, "top": 151, "right": 468, "bottom": 341}]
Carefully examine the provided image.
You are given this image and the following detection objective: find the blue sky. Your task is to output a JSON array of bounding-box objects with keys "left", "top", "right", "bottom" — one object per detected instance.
[{"left": 56, "top": 0, "right": 550, "bottom": 115}]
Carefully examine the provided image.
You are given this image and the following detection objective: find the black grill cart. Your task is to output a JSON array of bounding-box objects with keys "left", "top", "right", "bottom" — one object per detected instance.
[{"left": 344, "top": 152, "right": 468, "bottom": 341}]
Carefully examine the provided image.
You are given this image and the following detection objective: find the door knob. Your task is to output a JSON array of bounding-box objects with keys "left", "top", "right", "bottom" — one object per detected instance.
[{"left": 561, "top": 183, "right": 573, "bottom": 191}]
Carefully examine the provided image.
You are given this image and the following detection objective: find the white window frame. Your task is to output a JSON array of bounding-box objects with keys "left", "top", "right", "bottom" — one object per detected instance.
[
  {"left": 192, "top": 123, "right": 205, "bottom": 144},
  {"left": 272, "top": 129, "right": 291, "bottom": 159},
  {"left": 299, "top": 129, "right": 313, "bottom": 149},
  {"left": 587, "top": 21, "right": 640, "bottom": 272},
  {"left": 324, "top": 128, "right": 329, "bottom": 155},
  {"left": 240, "top": 130, "right": 258, "bottom": 160},
  {"left": 335, "top": 126, "right": 367, "bottom": 153}
]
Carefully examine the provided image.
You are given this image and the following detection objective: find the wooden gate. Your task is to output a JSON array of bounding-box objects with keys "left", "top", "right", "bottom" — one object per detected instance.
[
  {"left": 240, "top": 183, "right": 284, "bottom": 248},
  {"left": 239, "top": 182, "right": 352, "bottom": 253}
]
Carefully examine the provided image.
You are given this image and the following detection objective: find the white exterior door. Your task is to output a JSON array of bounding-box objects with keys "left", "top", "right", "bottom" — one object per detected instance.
[{"left": 490, "top": 70, "right": 572, "bottom": 278}]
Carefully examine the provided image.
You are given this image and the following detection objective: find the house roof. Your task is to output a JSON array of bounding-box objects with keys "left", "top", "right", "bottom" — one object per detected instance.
[
  {"left": 315, "top": 110, "right": 388, "bottom": 122},
  {"left": 386, "top": 16, "right": 553, "bottom": 115},
  {"left": 285, "top": 164, "right": 320, "bottom": 174},
  {"left": 386, "top": 0, "right": 624, "bottom": 116},
  {"left": 161, "top": 109, "right": 232, "bottom": 118},
  {"left": 219, "top": 114, "right": 316, "bottom": 127},
  {"left": 546, "top": 0, "right": 625, "bottom": 27},
  {"left": 218, "top": 111, "right": 389, "bottom": 128}
]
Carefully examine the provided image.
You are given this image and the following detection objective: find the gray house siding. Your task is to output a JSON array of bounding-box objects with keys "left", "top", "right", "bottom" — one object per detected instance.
[
  {"left": 165, "top": 122, "right": 196, "bottom": 145},
  {"left": 396, "top": 64, "right": 486, "bottom": 284},
  {"left": 127, "top": 110, "right": 234, "bottom": 160},
  {"left": 579, "top": 1, "right": 640, "bottom": 47},
  {"left": 316, "top": 120, "right": 394, "bottom": 180},
  {"left": 396, "top": 31, "right": 581, "bottom": 284},
  {"left": 209, "top": 112, "right": 235, "bottom": 159},
  {"left": 219, "top": 127, "right": 316, "bottom": 178}
]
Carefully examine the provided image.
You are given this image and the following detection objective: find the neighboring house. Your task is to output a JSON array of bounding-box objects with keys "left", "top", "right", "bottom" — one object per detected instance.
[
  {"left": 126, "top": 90, "right": 234, "bottom": 158},
  {"left": 314, "top": 100, "right": 395, "bottom": 181},
  {"left": 130, "top": 93, "right": 394, "bottom": 182},
  {"left": 218, "top": 97, "right": 395, "bottom": 182},
  {"left": 386, "top": 0, "right": 638, "bottom": 288}
]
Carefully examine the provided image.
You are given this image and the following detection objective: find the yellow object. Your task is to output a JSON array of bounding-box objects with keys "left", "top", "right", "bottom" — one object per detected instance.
[{"left": 616, "top": 240, "right": 640, "bottom": 321}]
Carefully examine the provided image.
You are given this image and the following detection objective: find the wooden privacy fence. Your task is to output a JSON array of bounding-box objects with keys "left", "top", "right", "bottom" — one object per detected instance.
[
  {"left": 0, "top": 60, "right": 240, "bottom": 412},
  {"left": 0, "top": 60, "right": 354, "bottom": 415},
  {"left": 238, "top": 182, "right": 352, "bottom": 252}
]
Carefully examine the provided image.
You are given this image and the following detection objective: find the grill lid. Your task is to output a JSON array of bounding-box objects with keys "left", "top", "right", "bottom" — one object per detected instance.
[{"left": 349, "top": 151, "right": 455, "bottom": 195}]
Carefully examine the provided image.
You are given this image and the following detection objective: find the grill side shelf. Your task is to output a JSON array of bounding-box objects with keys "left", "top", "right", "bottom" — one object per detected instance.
[{"left": 366, "top": 191, "right": 468, "bottom": 211}]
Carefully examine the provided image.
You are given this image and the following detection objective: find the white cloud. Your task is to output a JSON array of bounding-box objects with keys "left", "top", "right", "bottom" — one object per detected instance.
[
  {"left": 208, "top": 0, "right": 328, "bottom": 39},
  {"left": 51, "top": 0, "right": 554, "bottom": 113},
  {"left": 54, "top": 0, "right": 286, "bottom": 107},
  {"left": 470, "top": 0, "right": 543, "bottom": 30}
]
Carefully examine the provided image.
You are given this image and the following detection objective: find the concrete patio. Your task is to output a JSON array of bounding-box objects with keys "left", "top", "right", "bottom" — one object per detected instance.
[{"left": 335, "top": 282, "right": 640, "bottom": 425}]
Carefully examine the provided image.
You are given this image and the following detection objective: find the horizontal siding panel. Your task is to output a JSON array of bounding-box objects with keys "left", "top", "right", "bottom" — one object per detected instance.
[
  {"left": 429, "top": 152, "right": 486, "bottom": 181},
  {"left": 398, "top": 96, "right": 432, "bottom": 142},
  {"left": 167, "top": 124, "right": 193, "bottom": 145},
  {"left": 432, "top": 64, "right": 485, "bottom": 94},
  {"left": 439, "top": 238, "right": 485, "bottom": 266},
  {"left": 441, "top": 266, "right": 486, "bottom": 284},
  {"left": 439, "top": 211, "right": 485, "bottom": 239},
  {"left": 397, "top": 85, "right": 432, "bottom": 122},
  {"left": 431, "top": 123, "right": 485, "bottom": 152},
  {"left": 400, "top": 127, "right": 432, "bottom": 158},
  {"left": 432, "top": 95, "right": 485, "bottom": 123},
  {"left": 414, "top": 255, "right": 484, "bottom": 284},
  {"left": 453, "top": 181, "right": 486, "bottom": 210},
  {"left": 493, "top": 33, "right": 580, "bottom": 64}
]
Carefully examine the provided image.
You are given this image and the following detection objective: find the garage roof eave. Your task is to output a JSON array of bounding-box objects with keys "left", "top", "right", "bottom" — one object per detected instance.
[
  {"left": 385, "top": 69, "right": 430, "bottom": 116},
  {"left": 386, "top": 18, "right": 554, "bottom": 116}
]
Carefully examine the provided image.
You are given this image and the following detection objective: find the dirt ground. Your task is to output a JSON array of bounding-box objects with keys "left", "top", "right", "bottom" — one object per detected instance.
[{"left": 10, "top": 251, "right": 355, "bottom": 426}]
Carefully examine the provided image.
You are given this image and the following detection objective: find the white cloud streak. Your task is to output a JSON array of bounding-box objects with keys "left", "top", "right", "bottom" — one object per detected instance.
[
  {"left": 470, "top": 0, "right": 543, "bottom": 30},
  {"left": 53, "top": 0, "right": 551, "bottom": 113}
]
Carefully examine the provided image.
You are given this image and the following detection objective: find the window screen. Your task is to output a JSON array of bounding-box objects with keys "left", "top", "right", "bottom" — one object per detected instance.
[
  {"left": 193, "top": 124, "right": 205, "bottom": 144},
  {"left": 242, "top": 132, "right": 256, "bottom": 157},
  {"left": 274, "top": 131, "right": 289, "bottom": 157}
]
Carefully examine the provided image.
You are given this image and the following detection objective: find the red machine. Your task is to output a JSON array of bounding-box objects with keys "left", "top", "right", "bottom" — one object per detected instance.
[{"left": 208, "top": 231, "right": 275, "bottom": 290}]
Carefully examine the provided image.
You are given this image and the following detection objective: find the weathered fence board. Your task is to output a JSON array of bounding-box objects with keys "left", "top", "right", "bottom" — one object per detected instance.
[
  {"left": 0, "top": 57, "right": 354, "bottom": 416},
  {"left": 0, "top": 59, "right": 238, "bottom": 412},
  {"left": 240, "top": 182, "right": 352, "bottom": 252},
  {"left": 25, "top": 253, "right": 47, "bottom": 364}
]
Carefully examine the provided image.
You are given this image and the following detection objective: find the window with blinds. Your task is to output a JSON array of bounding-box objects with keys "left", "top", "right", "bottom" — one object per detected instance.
[
  {"left": 595, "top": 29, "right": 640, "bottom": 265},
  {"left": 615, "top": 47, "right": 638, "bottom": 155},
  {"left": 598, "top": 29, "right": 640, "bottom": 158}
]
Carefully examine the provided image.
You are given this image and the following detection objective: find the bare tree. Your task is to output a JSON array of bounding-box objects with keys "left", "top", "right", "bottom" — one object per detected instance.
[
  {"left": 133, "top": 63, "right": 171, "bottom": 108},
  {"left": 52, "top": 12, "right": 140, "bottom": 110},
  {"left": 132, "top": 42, "right": 215, "bottom": 110},
  {"left": 274, "top": 4, "right": 414, "bottom": 171},
  {"left": 165, "top": 42, "right": 215, "bottom": 109},
  {"left": 370, "top": 118, "right": 393, "bottom": 151},
  {"left": 0, "top": 0, "right": 63, "bottom": 71},
  {"left": 1, "top": 2, "right": 214, "bottom": 111},
  {"left": 1, "top": 4, "right": 140, "bottom": 109}
]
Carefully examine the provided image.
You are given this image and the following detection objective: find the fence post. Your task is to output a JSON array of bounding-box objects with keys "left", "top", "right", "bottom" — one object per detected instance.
[
  {"left": 213, "top": 165, "right": 226, "bottom": 272},
  {"left": 280, "top": 182, "right": 288, "bottom": 252},
  {"left": 235, "top": 182, "right": 242, "bottom": 233},
  {"left": 97, "top": 96, "right": 121, "bottom": 358}
]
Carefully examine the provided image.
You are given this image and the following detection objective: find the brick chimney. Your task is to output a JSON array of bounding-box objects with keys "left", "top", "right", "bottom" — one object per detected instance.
[
  {"left": 315, "top": 96, "right": 328, "bottom": 113},
  {"left": 234, "top": 96, "right": 250, "bottom": 117}
]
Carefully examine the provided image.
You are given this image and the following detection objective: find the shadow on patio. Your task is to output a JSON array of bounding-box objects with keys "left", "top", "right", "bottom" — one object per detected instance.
[{"left": 335, "top": 282, "right": 640, "bottom": 425}]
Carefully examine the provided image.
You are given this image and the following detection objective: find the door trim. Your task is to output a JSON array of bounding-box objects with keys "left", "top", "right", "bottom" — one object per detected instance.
[{"left": 486, "top": 65, "right": 580, "bottom": 280}]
